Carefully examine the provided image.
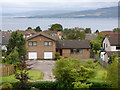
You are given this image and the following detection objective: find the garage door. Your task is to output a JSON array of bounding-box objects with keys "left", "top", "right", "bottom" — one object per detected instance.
[
  {"left": 28, "top": 52, "right": 37, "bottom": 59},
  {"left": 44, "top": 52, "right": 53, "bottom": 59}
]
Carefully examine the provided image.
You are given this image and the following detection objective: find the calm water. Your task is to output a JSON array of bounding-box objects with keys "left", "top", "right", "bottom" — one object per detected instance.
[{"left": 1, "top": 17, "right": 118, "bottom": 32}]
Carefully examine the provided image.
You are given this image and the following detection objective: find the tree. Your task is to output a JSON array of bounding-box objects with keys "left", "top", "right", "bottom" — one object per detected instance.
[
  {"left": 113, "top": 28, "right": 120, "bottom": 32},
  {"left": 6, "top": 31, "right": 26, "bottom": 58},
  {"left": 15, "top": 60, "right": 31, "bottom": 89},
  {"left": 106, "top": 57, "right": 119, "bottom": 88},
  {"left": 2, "top": 47, "right": 20, "bottom": 64},
  {"left": 63, "top": 27, "right": 85, "bottom": 40},
  {"left": 49, "top": 24, "right": 63, "bottom": 31},
  {"left": 26, "top": 27, "right": 32, "bottom": 31},
  {"left": 84, "top": 28, "right": 91, "bottom": 33},
  {"left": 108, "top": 54, "right": 118, "bottom": 64},
  {"left": 95, "top": 30, "right": 99, "bottom": 33},
  {"left": 34, "top": 26, "right": 42, "bottom": 32}
]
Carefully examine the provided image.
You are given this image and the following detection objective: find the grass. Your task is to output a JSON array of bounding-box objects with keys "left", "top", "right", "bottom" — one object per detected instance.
[
  {"left": 88, "top": 64, "right": 107, "bottom": 82},
  {"left": 80, "top": 59, "right": 107, "bottom": 82},
  {"left": 1, "top": 70, "right": 44, "bottom": 82}
]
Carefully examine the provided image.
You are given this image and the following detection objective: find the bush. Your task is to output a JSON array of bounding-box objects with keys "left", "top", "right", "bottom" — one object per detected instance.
[
  {"left": 1, "top": 83, "right": 13, "bottom": 90},
  {"left": 55, "top": 52, "right": 60, "bottom": 59},
  {"left": 90, "top": 82, "right": 111, "bottom": 88}
]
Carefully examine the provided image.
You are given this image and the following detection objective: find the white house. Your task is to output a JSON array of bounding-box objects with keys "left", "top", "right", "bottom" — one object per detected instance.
[{"left": 101, "top": 34, "right": 120, "bottom": 62}]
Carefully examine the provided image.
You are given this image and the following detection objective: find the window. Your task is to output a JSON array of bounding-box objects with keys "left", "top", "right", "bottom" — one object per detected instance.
[
  {"left": 116, "top": 46, "right": 120, "bottom": 50},
  {"left": 71, "top": 49, "right": 82, "bottom": 54},
  {"left": 33, "top": 42, "right": 37, "bottom": 46},
  {"left": 79, "top": 49, "right": 82, "bottom": 54},
  {"left": 49, "top": 42, "right": 52, "bottom": 46},
  {"left": 28, "top": 42, "right": 32, "bottom": 46},
  {"left": 44, "top": 42, "right": 48, "bottom": 46}
]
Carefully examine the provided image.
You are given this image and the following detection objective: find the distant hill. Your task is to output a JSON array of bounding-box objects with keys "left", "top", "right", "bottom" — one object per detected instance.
[{"left": 30, "top": 6, "right": 118, "bottom": 18}]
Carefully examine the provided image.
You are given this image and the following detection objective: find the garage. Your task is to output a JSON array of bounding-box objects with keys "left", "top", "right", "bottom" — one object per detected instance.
[
  {"left": 44, "top": 52, "right": 53, "bottom": 59},
  {"left": 28, "top": 52, "right": 37, "bottom": 59}
]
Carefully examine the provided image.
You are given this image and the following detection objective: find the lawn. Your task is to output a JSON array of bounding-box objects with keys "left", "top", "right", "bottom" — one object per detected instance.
[
  {"left": 88, "top": 63, "right": 107, "bottom": 82},
  {"left": 1, "top": 70, "right": 44, "bottom": 82},
  {"left": 80, "top": 59, "right": 107, "bottom": 82}
]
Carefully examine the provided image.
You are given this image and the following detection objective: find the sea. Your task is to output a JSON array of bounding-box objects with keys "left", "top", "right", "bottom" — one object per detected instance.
[{"left": 0, "top": 16, "right": 118, "bottom": 32}]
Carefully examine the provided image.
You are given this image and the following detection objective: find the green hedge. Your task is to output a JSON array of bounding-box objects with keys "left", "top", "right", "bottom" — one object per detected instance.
[{"left": 2, "top": 81, "right": 111, "bottom": 89}]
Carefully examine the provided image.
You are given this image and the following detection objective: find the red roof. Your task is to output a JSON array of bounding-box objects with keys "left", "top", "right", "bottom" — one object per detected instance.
[
  {"left": 99, "top": 31, "right": 120, "bottom": 35},
  {"left": 18, "top": 30, "right": 36, "bottom": 35},
  {"left": 43, "top": 30, "right": 57, "bottom": 34}
]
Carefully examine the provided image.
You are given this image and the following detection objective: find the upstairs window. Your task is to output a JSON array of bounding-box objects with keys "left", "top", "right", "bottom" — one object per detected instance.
[
  {"left": 28, "top": 42, "right": 32, "bottom": 46},
  {"left": 33, "top": 42, "right": 37, "bottom": 46},
  {"left": 49, "top": 42, "right": 52, "bottom": 46},
  {"left": 44, "top": 42, "right": 48, "bottom": 46}
]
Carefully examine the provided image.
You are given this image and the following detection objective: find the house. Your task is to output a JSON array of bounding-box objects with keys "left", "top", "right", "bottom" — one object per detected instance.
[
  {"left": 56, "top": 40, "right": 91, "bottom": 59},
  {"left": 17, "top": 29, "right": 36, "bottom": 38},
  {"left": 26, "top": 32, "right": 90, "bottom": 60},
  {"left": 99, "top": 31, "right": 120, "bottom": 35},
  {"left": 43, "top": 30, "right": 63, "bottom": 39},
  {"left": 0, "top": 31, "right": 12, "bottom": 51},
  {"left": 101, "top": 34, "right": 120, "bottom": 62},
  {"left": 85, "top": 33, "right": 98, "bottom": 40}
]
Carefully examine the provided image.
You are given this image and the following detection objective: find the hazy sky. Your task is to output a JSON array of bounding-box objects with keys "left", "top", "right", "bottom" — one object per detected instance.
[{"left": 0, "top": 0, "right": 119, "bottom": 13}]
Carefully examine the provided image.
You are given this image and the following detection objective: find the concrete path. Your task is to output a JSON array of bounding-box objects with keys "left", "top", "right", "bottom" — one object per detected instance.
[{"left": 26, "top": 60, "right": 56, "bottom": 81}]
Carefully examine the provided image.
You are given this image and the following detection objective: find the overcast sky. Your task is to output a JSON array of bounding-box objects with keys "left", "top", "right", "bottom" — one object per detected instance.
[{"left": 0, "top": 0, "right": 119, "bottom": 13}]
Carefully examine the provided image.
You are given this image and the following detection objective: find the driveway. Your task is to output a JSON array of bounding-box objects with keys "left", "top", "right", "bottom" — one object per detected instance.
[{"left": 26, "top": 60, "right": 56, "bottom": 81}]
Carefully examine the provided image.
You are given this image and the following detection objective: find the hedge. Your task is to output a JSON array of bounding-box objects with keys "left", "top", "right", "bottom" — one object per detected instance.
[{"left": 1, "top": 81, "right": 112, "bottom": 89}]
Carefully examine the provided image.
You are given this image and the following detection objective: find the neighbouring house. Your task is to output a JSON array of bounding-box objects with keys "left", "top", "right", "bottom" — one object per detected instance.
[
  {"left": 26, "top": 32, "right": 91, "bottom": 60},
  {"left": 43, "top": 30, "right": 63, "bottom": 39},
  {"left": 0, "top": 31, "right": 12, "bottom": 51},
  {"left": 101, "top": 34, "right": 120, "bottom": 62},
  {"left": 17, "top": 29, "right": 36, "bottom": 38},
  {"left": 85, "top": 33, "right": 98, "bottom": 40},
  {"left": 99, "top": 31, "right": 120, "bottom": 35},
  {"left": 56, "top": 40, "right": 91, "bottom": 59}
]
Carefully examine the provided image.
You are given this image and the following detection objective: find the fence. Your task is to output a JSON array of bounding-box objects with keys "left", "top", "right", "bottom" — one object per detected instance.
[
  {"left": 94, "top": 54, "right": 110, "bottom": 68},
  {"left": 0, "top": 64, "right": 14, "bottom": 76}
]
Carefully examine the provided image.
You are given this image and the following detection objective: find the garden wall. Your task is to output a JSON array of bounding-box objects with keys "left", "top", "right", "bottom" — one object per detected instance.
[{"left": 0, "top": 64, "right": 14, "bottom": 76}]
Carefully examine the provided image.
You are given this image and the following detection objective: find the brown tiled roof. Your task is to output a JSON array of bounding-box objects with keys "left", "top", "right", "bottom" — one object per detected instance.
[
  {"left": 99, "top": 31, "right": 120, "bottom": 35},
  {"left": 43, "top": 30, "right": 57, "bottom": 34},
  {"left": 56, "top": 40, "right": 90, "bottom": 49},
  {"left": 105, "top": 51, "right": 120, "bottom": 57},
  {"left": 27, "top": 32, "right": 56, "bottom": 41},
  {"left": 17, "top": 30, "right": 30, "bottom": 35},
  {"left": 106, "top": 34, "right": 120, "bottom": 46},
  {"left": 27, "top": 29, "right": 36, "bottom": 34}
]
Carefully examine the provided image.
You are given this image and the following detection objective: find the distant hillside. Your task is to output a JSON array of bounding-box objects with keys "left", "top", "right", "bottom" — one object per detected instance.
[{"left": 30, "top": 6, "right": 118, "bottom": 18}]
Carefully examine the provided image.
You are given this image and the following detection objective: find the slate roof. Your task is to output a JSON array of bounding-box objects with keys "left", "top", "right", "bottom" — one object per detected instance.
[
  {"left": 1, "top": 31, "right": 12, "bottom": 45},
  {"left": 106, "top": 34, "right": 120, "bottom": 46},
  {"left": 85, "top": 33, "right": 98, "bottom": 40},
  {"left": 27, "top": 32, "right": 56, "bottom": 41},
  {"left": 56, "top": 40, "right": 90, "bottom": 49},
  {"left": 105, "top": 51, "right": 120, "bottom": 57}
]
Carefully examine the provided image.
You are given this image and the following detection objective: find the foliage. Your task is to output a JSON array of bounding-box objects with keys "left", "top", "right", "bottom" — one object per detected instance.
[
  {"left": 1, "top": 83, "right": 13, "bottom": 90},
  {"left": 113, "top": 28, "right": 120, "bottom": 32},
  {"left": 49, "top": 23, "right": 63, "bottom": 31},
  {"left": 63, "top": 27, "right": 85, "bottom": 40},
  {"left": 90, "top": 34, "right": 104, "bottom": 53},
  {"left": 6, "top": 31, "right": 26, "bottom": 58},
  {"left": 106, "top": 57, "right": 119, "bottom": 88},
  {"left": 34, "top": 26, "right": 42, "bottom": 32},
  {"left": 55, "top": 52, "right": 60, "bottom": 59},
  {"left": 72, "top": 81, "right": 92, "bottom": 88},
  {"left": 15, "top": 60, "right": 31, "bottom": 89},
  {"left": 26, "top": 27, "right": 32, "bottom": 30},
  {"left": 95, "top": 30, "right": 99, "bottom": 33},
  {"left": 2, "top": 47, "right": 20, "bottom": 64},
  {"left": 53, "top": 58, "right": 95, "bottom": 89},
  {"left": 84, "top": 28, "right": 91, "bottom": 33},
  {"left": 108, "top": 54, "right": 118, "bottom": 64}
]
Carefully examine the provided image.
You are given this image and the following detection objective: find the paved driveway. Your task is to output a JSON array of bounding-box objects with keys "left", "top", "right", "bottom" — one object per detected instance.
[{"left": 26, "top": 60, "right": 56, "bottom": 81}]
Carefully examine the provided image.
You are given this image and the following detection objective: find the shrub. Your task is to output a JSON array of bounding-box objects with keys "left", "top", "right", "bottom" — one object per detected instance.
[
  {"left": 55, "top": 52, "right": 60, "bottom": 59},
  {"left": 1, "top": 83, "right": 13, "bottom": 90}
]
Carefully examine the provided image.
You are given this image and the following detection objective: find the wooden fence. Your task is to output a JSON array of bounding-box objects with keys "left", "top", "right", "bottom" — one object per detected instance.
[
  {"left": 0, "top": 64, "right": 14, "bottom": 76},
  {"left": 94, "top": 54, "right": 110, "bottom": 68}
]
